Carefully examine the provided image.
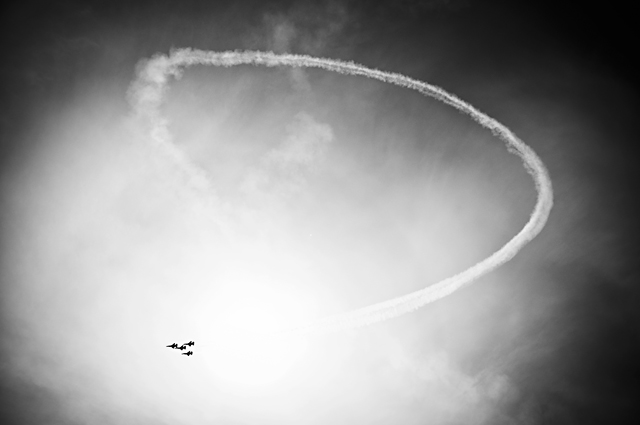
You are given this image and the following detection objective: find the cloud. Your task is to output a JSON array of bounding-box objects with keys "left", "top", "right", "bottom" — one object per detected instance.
[
  {"left": 241, "top": 111, "right": 333, "bottom": 200},
  {"left": 248, "top": 1, "right": 348, "bottom": 55},
  {"left": 244, "top": 1, "right": 350, "bottom": 91},
  {"left": 230, "top": 111, "right": 334, "bottom": 245},
  {"left": 386, "top": 342, "right": 517, "bottom": 423}
]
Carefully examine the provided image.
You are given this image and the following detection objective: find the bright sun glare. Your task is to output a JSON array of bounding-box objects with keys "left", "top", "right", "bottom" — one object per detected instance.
[{"left": 200, "top": 284, "right": 310, "bottom": 388}]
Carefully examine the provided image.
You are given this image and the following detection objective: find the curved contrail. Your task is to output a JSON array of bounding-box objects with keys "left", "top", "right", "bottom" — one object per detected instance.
[{"left": 128, "top": 49, "right": 553, "bottom": 337}]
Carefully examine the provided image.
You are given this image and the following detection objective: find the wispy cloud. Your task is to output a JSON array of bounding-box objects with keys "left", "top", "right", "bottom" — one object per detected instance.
[
  {"left": 244, "top": 1, "right": 349, "bottom": 91},
  {"left": 241, "top": 111, "right": 333, "bottom": 200},
  {"left": 386, "top": 341, "right": 517, "bottom": 423}
]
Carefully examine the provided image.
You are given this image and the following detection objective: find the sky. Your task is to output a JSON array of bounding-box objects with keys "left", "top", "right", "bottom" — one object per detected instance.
[{"left": 1, "top": 1, "right": 639, "bottom": 424}]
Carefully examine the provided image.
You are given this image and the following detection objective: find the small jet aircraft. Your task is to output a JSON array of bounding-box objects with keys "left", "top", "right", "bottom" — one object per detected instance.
[
  {"left": 182, "top": 351, "right": 193, "bottom": 356},
  {"left": 178, "top": 344, "right": 187, "bottom": 351},
  {"left": 166, "top": 343, "right": 178, "bottom": 349},
  {"left": 184, "top": 341, "right": 195, "bottom": 347}
]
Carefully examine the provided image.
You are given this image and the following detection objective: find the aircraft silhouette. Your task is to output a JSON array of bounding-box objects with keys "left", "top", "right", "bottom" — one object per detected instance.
[
  {"left": 184, "top": 341, "right": 195, "bottom": 347},
  {"left": 182, "top": 351, "right": 193, "bottom": 356},
  {"left": 166, "top": 343, "right": 178, "bottom": 349},
  {"left": 178, "top": 344, "right": 187, "bottom": 351}
]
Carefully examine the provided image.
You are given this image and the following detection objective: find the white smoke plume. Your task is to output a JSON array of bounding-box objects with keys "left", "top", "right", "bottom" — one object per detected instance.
[{"left": 127, "top": 49, "right": 553, "bottom": 336}]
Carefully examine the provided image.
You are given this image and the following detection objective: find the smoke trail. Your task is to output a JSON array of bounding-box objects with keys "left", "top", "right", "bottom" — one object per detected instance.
[{"left": 128, "top": 49, "right": 553, "bottom": 336}]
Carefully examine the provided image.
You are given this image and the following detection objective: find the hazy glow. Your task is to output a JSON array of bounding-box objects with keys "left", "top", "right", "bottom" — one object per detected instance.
[
  {"left": 0, "top": 44, "right": 556, "bottom": 424},
  {"left": 202, "top": 283, "right": 310, "bottom": 387},
  {"left": 4, "top": 4, "right": 625, "bottom": 423}
]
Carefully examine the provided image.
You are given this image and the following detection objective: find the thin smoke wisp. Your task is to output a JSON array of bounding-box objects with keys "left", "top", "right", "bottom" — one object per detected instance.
[{"left": 128, "top": 49, "right": 553, "bottom": 337}]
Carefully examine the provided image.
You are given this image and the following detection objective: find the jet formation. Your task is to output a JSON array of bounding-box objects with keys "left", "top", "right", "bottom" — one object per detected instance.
[{"left": 166, "top": 341, "right": 195, "bottom": 357}]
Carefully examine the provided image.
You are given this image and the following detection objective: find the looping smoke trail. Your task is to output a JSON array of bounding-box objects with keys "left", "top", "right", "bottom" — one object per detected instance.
[{"left": 128, "top": 49, "right": 553, "bottom": 337}]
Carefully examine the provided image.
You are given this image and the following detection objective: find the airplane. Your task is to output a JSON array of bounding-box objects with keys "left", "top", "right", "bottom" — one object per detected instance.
[
  {"left": 178, "top": 344, "right": 187, "bottom": 351},
  {"left": 166, "top": 343, "right": 178, "bottom": 349},
  {"left": 184, "top": 341, "right": 195, "bottom": 347},
  {"left": 182, "top": 351, "right": 193, "bottom": 356}
]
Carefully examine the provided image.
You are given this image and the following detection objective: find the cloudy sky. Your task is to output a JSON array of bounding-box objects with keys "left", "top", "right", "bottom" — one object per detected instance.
[{"left": 1, "top": 1, "right": 638, "bottom": 424}]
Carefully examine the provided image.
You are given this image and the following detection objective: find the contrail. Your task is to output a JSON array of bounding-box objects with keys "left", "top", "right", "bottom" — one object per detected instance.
[{"left": 128, "top": 49, "right": 553, "bottom": 337}]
